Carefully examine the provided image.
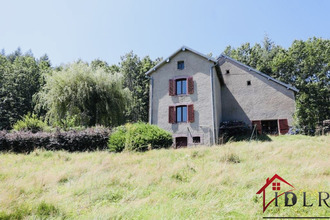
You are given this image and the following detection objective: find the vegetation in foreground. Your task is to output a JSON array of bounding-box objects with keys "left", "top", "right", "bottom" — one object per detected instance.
[
  {"left": 108, "top": 122, "right": 172, "bottom": 152},
  {"left": 1, "top": 122, "right": 172, "bottom": 153},
  {"left": 0, "top": 135, "right": 329, "bottom": 219}
]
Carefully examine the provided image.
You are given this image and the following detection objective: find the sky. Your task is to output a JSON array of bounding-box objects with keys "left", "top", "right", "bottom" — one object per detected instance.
[{"left": 0, "top": 0, "right": 329, "bottom": 66}]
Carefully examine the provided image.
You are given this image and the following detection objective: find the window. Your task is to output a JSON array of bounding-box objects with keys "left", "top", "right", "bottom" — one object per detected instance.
[
  {"left": 226, "top": 69, "right": 230, "bottom": 74},
  {"left": 176, "top": 106, "right": 187, "bottom": 122},
  {"left": 247, "top": 80, "right": 251, "bottom": 86},
  {"left": 175, "top": 137, "right": 187, "bottom": 148},
  {"left": 169, "top": 104, "right": 194, "bottom": 124},
  {"left": 193, "top": 136, "right": 200, "bottom": 144},
  {"left": 169, "top": 77, "right": 193, "bottom": 96},
  {"left": 272, "top": 182, "right": 281, "bottom": 191},
  {"left": 177, "top": 61, "right": 184, "bottom": 70},
  {"left": 176, "top": 79, "right": 187, "bottom": 95}
]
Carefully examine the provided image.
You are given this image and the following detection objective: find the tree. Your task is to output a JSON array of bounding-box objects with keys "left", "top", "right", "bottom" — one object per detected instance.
[
  {"left": 90, "top": 59, "right": 120, "bottom": 74},
  {"left": 137, "top": 56, "right": 156, "bottom": 122},
  {"left": 35, "top": 62, "right": 131, "bottom": 127},
  {"left": 279, "top": 38, "right": 330, "bottom": 133},
  {"left": 223, "top": 36, "right": 283, "bottom": 77},
  {"left": 0, "top": 49, "right": 46, "bottom": 130},
  {"left": 120, "top": 52, "right": 159, "bottom": 122}
]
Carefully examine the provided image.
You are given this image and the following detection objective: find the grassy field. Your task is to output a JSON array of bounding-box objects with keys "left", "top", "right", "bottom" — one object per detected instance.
[{"left": 0, "top": 135, "right": 329, "bottom": 219}]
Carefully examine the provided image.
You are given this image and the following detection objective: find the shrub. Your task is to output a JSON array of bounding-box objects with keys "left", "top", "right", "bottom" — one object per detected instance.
[
  {"left": 56, "top": 114, "right": 85, "bottom": 131},
  {"left": 108, "top": 123, "right": 172, "bottom": 152},
  {"left": 108, "top": 126, "right": 127, "bottom": 152},
  {"left": 13, "top": 113, "right": 47, "bottom": 133},
  {"left": 0, "top": 130, "right": 6, "bottom": 151},
  {"left": 0, "top": 126, "right": 110, "bottom": 153}
]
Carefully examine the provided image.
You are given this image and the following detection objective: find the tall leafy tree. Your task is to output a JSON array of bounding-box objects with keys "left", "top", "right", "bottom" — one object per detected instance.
[
  {"left": 120, "top": 52, "right": 159, "bottom": 122},
  {"left": 90, "top": 59, "right": 120, "bottom": 74},
  {"left": 276, "top": 38, "right": 330, "bottom": 133},
  {"left": 137, "top": 56, "right": 156, "bottom": 122},
  {"left": 224, "top": 35, "right": 283, "bottom": 77},
  {"left": 0, "top": 49, "right": 47, "bottom": 130},
  {"left": 36, "top": 62, "right": 130, "bottom": 127}
]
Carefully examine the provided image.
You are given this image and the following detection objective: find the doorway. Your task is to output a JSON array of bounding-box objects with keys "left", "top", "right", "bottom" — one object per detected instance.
[{"left": 261, "top": 120, "right": 278, "bottom": 135}]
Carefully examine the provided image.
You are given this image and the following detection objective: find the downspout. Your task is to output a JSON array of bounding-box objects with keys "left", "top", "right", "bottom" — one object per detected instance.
[
  {"left": 146, "top": 75, "right": 153, "bottom": 124},
  {"left": 210, "top": 63, "right": 217, "bottom": 145}
]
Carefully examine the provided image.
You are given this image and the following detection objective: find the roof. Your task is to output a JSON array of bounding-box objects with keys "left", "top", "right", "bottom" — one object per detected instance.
[
  {"left": 145, "top": 46, "right": 217, "bottom": 75},
  {"left": 256, "top": 174, "right": 294, "bottom": 194},
  {"left": 218, "top": 54, "right": 299, "bottom": 92}
]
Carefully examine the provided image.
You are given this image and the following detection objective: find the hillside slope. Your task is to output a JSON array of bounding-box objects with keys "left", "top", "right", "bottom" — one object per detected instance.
[{"left": 0, "top": 135, "right": 329, "bottom": 219}]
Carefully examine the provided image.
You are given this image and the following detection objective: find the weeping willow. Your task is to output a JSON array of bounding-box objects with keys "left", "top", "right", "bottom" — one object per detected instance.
[{"left": 35, "top": 62, "right": 131, "bottom": 127}]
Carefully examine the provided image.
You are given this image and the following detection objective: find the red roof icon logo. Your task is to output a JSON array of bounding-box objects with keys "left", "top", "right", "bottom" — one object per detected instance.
[{"left": 256, "top": 174, "right": 295, "bottom": 212}]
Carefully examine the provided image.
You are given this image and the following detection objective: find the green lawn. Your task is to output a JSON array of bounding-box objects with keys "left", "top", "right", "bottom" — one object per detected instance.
[{"left": 0, "top": 135, "right": 329, "bottom": 219}]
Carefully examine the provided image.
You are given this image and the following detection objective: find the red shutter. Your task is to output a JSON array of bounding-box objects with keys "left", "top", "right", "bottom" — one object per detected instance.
[
  {"left": 169, "top": 106, "right": 176, "bottom": 123},
  {"left": 279, "top": 119, "right": 289, "bottom": 134},
  {"left": 169, "top": 79, "right": 175, "bottom": 96},
  {"left": 252, "top": 120, "right": 262, "bottom": 134},
  {"left": 188, "top": 104, "right": 194, "bottom": 123},
  {"left": 188, "top": 77, "right": 194, "bottom": 94}
]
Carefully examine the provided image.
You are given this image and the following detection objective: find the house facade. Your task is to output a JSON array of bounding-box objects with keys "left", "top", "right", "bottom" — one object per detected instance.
[{"left": 146, "top": 46, "right": 298, "bottom": 147}]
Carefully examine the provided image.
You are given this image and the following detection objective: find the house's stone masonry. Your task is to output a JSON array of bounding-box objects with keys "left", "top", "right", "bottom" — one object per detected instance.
[
  {"left": 150, "top": 50, "right": 216, "bottom": 146},
  {"left": 220, "top": 60, "right": 296, "bottom": 126},
  {"left": 147, "top": 47, "right": 297, "bottom": 146}
]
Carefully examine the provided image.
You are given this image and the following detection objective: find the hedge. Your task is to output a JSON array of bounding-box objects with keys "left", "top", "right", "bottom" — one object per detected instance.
[
  {"left": 108, "top": 123, "right": 173, "bottom": 152},
  {"left": 0, "top": 127, "right": 110, "bottom": 153}
]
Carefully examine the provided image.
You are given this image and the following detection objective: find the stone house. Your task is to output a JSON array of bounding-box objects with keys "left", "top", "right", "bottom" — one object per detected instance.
[{"left": 145, "top": 46, "right": 298, "bottom": 147}]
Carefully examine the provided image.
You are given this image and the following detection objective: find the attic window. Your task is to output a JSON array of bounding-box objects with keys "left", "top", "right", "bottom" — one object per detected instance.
[
  {"left": 226, "top": 69, "right": 230, "bottom": 74},
  {"left": 177, "top": 61, "right": 184, "bottom": 70},
  {"left": 247, "top": 80, "right": 251, "bottom": 86}
]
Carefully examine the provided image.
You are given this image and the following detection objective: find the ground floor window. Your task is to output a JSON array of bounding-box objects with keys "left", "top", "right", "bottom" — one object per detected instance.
[
  {"left": 193, "top": 136, "right": 201, "bottom": 144},
  {"left": 175, "top": 137, "right": 187, "bottom": 148}
]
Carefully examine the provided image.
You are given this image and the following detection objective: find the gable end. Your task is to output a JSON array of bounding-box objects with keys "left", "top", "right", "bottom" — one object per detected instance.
[
  {"left": 217, "top": 55, "right": 299, "bottom": 93},
  {"left": 145, "top": 46, "right": 217, "bottom": 75}
]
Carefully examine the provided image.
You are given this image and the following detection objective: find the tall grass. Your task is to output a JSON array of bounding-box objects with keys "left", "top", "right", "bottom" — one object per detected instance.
[{"left": 0, "top": 135, "right": 329, "bottom": 219}]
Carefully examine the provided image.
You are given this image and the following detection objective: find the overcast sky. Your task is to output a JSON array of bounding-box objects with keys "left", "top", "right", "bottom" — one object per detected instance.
[{"left": 1, "top": 0, "right": 329, "bottom": 66}]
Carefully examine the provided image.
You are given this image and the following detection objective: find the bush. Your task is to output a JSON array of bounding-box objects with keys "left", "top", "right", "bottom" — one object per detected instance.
[
  {"left": 108, "top": 123, "right": 172, "bottom": 152},
  {"left": 0, "top": 126, "right": 110, "bottom": 153},
  {"left": 108, "top": 126, "right": 127, "bottom": 152},
  {"left": 13, "top": 113, "right": 47, "bottom": 133}
]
